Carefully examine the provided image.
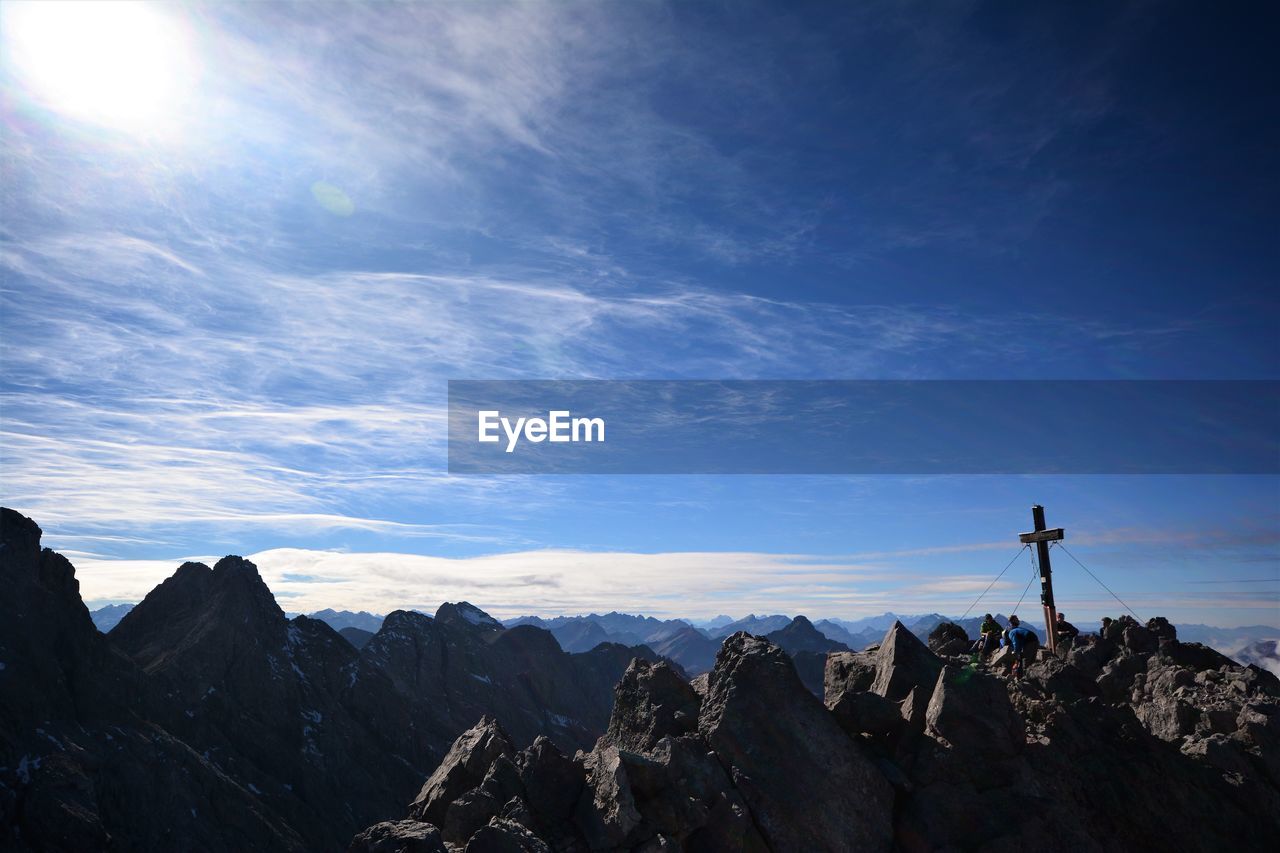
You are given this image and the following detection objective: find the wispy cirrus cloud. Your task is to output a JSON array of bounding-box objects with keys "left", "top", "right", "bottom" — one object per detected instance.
[
  {"left": 3, "top": 0, "right": 1270, "bottom": 628},
  {"left": 1, "top": 227, "right": 1199, "bottom": 544}
]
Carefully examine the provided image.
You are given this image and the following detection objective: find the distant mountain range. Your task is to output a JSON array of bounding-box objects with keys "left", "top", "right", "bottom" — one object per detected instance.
[
  {"left": 86, "top": 601, "right": 133, "bottom": 632},
  {"left": 302, "top": 607, "right": 384, "bottom": 634},
  {"left": 91, "top": 603, "right": 1278, "bottom": 678}
]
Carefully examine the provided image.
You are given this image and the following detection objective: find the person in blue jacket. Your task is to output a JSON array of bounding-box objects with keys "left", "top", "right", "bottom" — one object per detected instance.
[{"left": 1004, "top": 615, "right": 1038, "bottom": 680}]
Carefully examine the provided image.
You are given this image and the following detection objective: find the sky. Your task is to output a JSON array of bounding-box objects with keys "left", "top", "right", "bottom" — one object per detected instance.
[{"left": 1, "top": 1, "right": 1276, "bottom": 627}]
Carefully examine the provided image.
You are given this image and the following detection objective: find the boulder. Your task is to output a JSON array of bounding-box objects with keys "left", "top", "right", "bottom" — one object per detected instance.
[
  {"left": 871, "top": 621, "right": 943, "bottom": 702},
  {"left": 1123, "top": 624, "right": 1159, "bottom": 655},
  {"left": 348, "top": 821, "right": 446, "bottom": 853},
  {"left": 824, "top": 649, "right": 877, "bottom": 700},
  {"left": 1147, "top": 616, "right": 1177, "bottom": 643},
  {"left": 576, "top": 745, "right": 645, "bottom": 849},
  {"left": 924, "top": 665, "right": 1024, "bottom": 758},
  {"left": 1025, "top": 655, "right": 1102, "bottom": 702},
  {"left": 829, "top": 688, "right": 902, "bottom": 738},
  {"left": 464, "top": 818, "right": 551, "bottom": 852},
  {"left": 927, "top": 621, "right": 969, "bottom": 654},
  {"left": 1181, "top": 734, "right": 1254, "bottom": 776}
]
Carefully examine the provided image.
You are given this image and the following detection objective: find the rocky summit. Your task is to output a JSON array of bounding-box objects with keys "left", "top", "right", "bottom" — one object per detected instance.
[
  {"left": 3, "top": 507, "right": 1279, "bottom": 852},
  {"left": 355, "top": 618, "right": 1280, "bottom": 852}
]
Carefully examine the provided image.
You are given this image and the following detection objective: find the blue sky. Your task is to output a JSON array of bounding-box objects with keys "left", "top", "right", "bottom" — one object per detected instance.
[{"left": 1, "top": 1, "right": 1276, "bottom": 626}]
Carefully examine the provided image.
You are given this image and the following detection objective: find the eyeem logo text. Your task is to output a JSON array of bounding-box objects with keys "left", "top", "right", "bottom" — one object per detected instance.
[{"left": 478, "top": 410, "right": 606, "bottom": 453}]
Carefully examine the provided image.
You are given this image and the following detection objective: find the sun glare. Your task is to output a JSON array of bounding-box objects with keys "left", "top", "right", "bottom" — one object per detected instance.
[{"left": 2, "top": 1, "right": 197, "bottom": 136}]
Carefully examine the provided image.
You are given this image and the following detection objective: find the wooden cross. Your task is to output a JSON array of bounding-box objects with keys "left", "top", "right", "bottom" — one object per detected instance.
[{"left": 1018, "top": 504, "right": 1064, "bottom": 653}]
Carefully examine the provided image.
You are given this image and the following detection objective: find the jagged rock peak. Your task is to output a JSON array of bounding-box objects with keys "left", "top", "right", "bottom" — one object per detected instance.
[
  {"left": 111, "top": 554, "right": 283, "bottom": 644},
  {"left": 605, "top": 658, "right": 700, "bottom": 752},
  {"left": 173, "top": 560, "right": 213, "bottom": 580},
  {"left": 1, "top": 505, "right": 42, "bottom": 555},
  {"left": 766, "top": 614, "right": 852, "bottom": 655},
  {"left": 409, "top": 716, "right": 514, "bottom": 827},
  {"left": 212, "top": 553, "right": 258, "bottom": 575},
  {"left": 698, "top": 632, "right": 895, "bottom": 850},
  {"left": 436, "top": 601, "right": 503, "bottom": 631},
  {"left": 380, "top": 608, "right": 433, "bottom": 632},
  {"left": 0, "top": 508, "right": 87, "bottom": 614}
]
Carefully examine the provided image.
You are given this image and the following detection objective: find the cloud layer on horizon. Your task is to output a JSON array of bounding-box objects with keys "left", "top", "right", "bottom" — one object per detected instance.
[{"left": 68, "top": 543, "right": 1278, "bottom": 628}]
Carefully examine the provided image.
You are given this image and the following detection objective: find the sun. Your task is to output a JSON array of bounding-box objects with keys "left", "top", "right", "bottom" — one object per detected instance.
[{"left": 1, "top": 1, "right": 197, "bottom": 136}]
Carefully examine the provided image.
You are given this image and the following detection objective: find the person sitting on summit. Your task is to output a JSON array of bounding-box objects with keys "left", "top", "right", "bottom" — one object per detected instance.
[
  {"left": 977, "top": 612, "right": 1002, "bottom": 658},
  {"left": 1004, "top": 615, "right": 1038, "bottom": 680},
  {"left": 1055, "top": 611, "right": 1080, "bottom": 641}
]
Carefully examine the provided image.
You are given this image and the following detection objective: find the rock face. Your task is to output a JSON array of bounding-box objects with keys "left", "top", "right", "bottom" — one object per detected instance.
[
  {"left": 0, "top": 508, "right": 670, "bottom": 852},
  {"left": 699, "top": 634, "right": 893, "bottom": 851},
  {"left": 361, "top": 611, "right": 671, "bottom": 757},
  {"left": 107, "top": 555, "right": 429, "bottom": 850},
  {"left": 0, "top": 508, "right": 307, "bottom": 852},
  {"left": 358, "top": 632, "right": 893, "bottom": 852}
]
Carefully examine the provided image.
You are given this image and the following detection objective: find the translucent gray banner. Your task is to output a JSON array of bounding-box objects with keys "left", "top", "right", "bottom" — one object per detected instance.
[{"left": 447, "top": 380, "right": 1279, "bottom": 474}]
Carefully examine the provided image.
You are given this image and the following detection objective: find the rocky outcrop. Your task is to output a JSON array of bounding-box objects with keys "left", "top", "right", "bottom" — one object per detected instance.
[
  {"left": 409, "top": 717, "right": 514, "bottom": 828},
  {"left": 700, "top": 634, "right": 893, "bottom": 850},
  {"left": 926, "top": 621, "right": 970, "bottom": 657}
]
